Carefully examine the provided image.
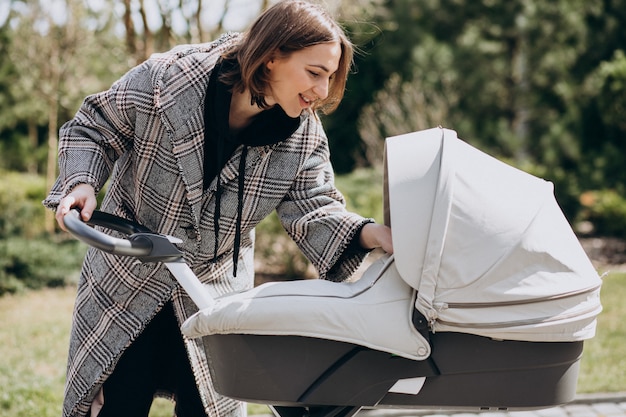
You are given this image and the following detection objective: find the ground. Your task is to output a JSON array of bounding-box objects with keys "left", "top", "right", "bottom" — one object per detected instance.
[{"left": 580, "top": 237, "right": 626, "bottom": 272}]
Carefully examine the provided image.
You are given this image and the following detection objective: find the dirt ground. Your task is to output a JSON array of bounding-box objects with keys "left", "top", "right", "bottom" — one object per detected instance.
[{"left": 580, "top": 237, "right": 626, "bottom": 272}]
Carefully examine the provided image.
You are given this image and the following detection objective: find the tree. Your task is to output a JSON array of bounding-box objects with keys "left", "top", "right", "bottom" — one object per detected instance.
[
  {"left": 579, "top": 49, "right": 626, "bottom": 192},
  {"left": 6, "top": 0, "right": 127, "bottom": 233},
  {"left": 331, "top": 0, "right": 626, "bottom": 224},
  {"left": 119, "top": 0, "right": 262, "bottom": 64},
  {"left": 0, "top": 22, "right": 35, "bottom": 173},
  {"left": 346, "top": 0, "right": 625, "bottom": 172},
  {"left": 8, "top": 1, "right": 81, "bottom": 232},
  {"left": 324, "top": 0, "right": 427, "bottom": 172}
]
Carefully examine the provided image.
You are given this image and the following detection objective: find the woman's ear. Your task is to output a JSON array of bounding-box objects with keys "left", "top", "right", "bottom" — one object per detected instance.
[{"left": 266, "top": 50, "right": 282, "bottom": 71}]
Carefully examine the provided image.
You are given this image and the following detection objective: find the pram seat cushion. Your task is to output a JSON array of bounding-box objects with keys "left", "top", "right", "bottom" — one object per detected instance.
[{"left": 182, "top": 254, "right": 431, "bottom": 361}]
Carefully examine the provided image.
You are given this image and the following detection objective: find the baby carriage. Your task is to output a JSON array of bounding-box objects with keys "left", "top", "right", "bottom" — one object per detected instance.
[{"left": 63, "top": 127, "right": 602, "bottom": 417}]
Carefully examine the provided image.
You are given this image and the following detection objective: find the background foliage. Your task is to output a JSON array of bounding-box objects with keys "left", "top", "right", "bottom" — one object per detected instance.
[
  {"left": 0, "top": 171, "right": 87, "bottom": 294},
  {"left": 0, "top": 0, "right": 625, "bottom": 291}
]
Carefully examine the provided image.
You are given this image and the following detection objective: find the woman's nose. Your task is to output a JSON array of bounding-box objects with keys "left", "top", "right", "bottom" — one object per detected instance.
[{"left": 313, "top": 78, "right": 330, "bottom": 100}]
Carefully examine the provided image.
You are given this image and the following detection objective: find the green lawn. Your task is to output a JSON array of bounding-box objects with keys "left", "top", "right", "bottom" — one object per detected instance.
[
  {"left": 576, "top": 271, "right": 626, "bottom": 392},
  {"left": 0, "top": 272, "right": 624, "bottom": 416}
]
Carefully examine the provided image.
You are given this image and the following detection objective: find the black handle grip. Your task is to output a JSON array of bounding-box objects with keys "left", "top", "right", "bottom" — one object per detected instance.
[
  {"left": 88, "top": 210, "right": 152, "bottom": 234},
  {"left": 63, "top": 209, "right": 153, "bottom": 257}
]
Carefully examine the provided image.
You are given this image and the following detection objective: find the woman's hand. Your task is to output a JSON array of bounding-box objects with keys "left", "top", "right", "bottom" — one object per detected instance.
[
  {"left": 55, "top": 183, "right": 97, "bottom": 231},
  {"left": 359, "top": 223, "right": 393, "bottom": 254}
]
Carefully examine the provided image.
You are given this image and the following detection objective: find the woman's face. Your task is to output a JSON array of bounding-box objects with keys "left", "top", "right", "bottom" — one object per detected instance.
[{"left": 265, "top": 42, "right": 341, "bottom": 117}]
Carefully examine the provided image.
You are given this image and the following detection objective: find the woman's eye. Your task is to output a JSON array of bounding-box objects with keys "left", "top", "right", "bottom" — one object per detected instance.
[{"left": 308, "top": 70, "right": 320, "bottom": 78}]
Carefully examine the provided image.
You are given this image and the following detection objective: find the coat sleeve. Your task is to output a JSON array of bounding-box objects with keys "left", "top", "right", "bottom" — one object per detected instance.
[
  {"left": 42, "top": 63, "right": 152, "bottom": 210},
  {"left": 276, "top": 117, "right": 374, "bottom": 282}
]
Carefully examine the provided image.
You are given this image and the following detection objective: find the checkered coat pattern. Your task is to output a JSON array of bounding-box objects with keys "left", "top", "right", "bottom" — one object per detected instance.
[{"left": 44, "top": 33, "right": 372, "bottom": 417}]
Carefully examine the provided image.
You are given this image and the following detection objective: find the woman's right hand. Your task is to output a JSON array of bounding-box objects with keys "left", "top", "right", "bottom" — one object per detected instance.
[{"left": 55, "top": 183, "right": 97, "bottom": 232}]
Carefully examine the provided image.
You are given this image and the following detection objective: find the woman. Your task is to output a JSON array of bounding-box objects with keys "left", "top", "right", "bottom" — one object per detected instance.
[{"left": 44, "top": 1, "right": 393, "bottom": 416}]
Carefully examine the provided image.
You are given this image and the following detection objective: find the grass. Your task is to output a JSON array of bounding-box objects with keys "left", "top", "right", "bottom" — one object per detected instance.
[
  {"left": 0, "top": 287, "right": 73, "bottom": 417},
  {"left": 0, "top": 272, "right": 624, "bottom": 416},
  {"left": 0, "top": 286, "right": 270, "bottom": 417},
  {"left": 576, "top": 270, "right": 626, "bottom": 392}
]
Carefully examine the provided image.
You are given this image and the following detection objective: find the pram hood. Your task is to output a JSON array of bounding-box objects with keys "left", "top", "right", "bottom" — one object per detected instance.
[
  {"left": 182, "top": 127, "right": 602, "bottom": 360},
  {"left": 386, "top": 127, "right": 602, "bottom": 341}
]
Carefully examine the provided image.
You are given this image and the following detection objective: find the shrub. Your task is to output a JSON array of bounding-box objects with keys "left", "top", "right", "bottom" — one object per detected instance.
[
  {"left": 514, "top": 161, "right": 584, "bottom": 224},
  {"left": 0, "top": 236, "right": 86, "bottom": 296},
  {"left": 335, "top": 167, "right": 385, "bottom": 222},
  {"left": 0, "top": 171, "right": 48, "bottom": 239},
  {"left": 578, "top": 190, "right": 626, "bottom": 237},
  {"left": 0, "top": 171, "right": 91, "bottom": 295},
  {"left": 254, "top": 211, "right": 314, "bottom": 279}
]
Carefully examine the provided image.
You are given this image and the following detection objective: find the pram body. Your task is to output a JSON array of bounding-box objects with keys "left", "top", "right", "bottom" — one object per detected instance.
[
  {"left": 189, "top": 254, "right": 588, "bottom": 412},
  {"left": 64, "top": 127, "right": 602, "bottom": 417}
]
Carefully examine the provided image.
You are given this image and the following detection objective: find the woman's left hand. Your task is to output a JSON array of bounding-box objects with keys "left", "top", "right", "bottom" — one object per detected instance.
[{"left": 359, "top": 223, "right": 393, "bottom": 254}]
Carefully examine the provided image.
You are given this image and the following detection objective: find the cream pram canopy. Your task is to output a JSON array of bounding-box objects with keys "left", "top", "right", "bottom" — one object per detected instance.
[{"left": 182, "top": 127, "right": 602, "bottom": 360}]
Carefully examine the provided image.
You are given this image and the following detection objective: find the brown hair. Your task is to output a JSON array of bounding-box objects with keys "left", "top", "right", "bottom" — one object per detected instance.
[{"left": 220, "top": 0, "right": 353, "bottom": 114}]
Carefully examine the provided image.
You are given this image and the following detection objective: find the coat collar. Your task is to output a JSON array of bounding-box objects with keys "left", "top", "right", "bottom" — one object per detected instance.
[
  {"left": 153, "top": 33, "right": 309, "bottom": 226},
  {"left": 154, "top": 33, "right": 240, "bottom": 223}
]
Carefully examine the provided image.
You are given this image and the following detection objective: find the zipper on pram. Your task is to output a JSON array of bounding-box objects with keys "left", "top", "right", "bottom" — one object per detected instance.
[
  {"left": 435, "top": 303, "right": 602, "bottom": 330},
  {"left": 430, "top": 283, "right": 602, "bottom": 330},
  {"left": 433, "top": 283, "right": 601, "bottom": 310}
]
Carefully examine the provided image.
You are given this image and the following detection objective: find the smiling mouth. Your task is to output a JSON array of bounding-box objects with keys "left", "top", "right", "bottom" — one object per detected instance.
[{"left": 299, "top": 94, "right": 314, "bottom": 106}]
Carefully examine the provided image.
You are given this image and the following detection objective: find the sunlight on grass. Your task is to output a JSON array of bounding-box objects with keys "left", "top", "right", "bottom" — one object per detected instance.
[
  {"left": 0, "top": 287, "right": 271, "bottom": 417},
  {"left": 149, "top": 398, "right": 271, "bottom": 416},
  {"left": 0, "top": 287, "right": 74, "bottom": 417},
  {"left": 577, "top": 271, "right": 626, "bottom": 393}
]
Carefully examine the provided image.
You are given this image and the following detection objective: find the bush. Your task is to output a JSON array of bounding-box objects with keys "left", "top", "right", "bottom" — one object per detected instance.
[
  {"left": 335, "top": 167, "right": 385, "bottom": 222},
  {"left": 578, "top": 189, "right": 626, "bottom": 237},
  {"left": 513, "top": 161, "right": 584, "bottom": 224},
  {"left": 0, "top": 171, "right": 48, "bottom": 239},
  {"left": 0, "top": 236, "right": 86, "bottom": 296},
  {"left": 0, "top": 171, "right": 88, "bottom": 295},
  {"left": 0, "top": 168, "right": 386, "bottom": 292},
  {"left": 254, "top": 211, "right": 314, "bottom": 279}
]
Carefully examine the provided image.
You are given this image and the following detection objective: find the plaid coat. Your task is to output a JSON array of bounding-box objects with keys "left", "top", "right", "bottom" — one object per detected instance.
[{"left": 44, "top": 33, "right": 372, "bottom": 417}]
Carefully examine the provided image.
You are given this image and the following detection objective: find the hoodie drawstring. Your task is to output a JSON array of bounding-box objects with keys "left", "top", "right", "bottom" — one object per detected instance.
[
  {"left": 212, "top": 145, "right": 247, "bottom": 278},
  {"left": 232, "top": 146, "right": 248, "bottom": 277}
]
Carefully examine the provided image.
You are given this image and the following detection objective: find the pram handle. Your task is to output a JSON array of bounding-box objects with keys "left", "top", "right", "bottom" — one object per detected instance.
[
  {"left": 63, "top": 210, "right": 215, "bottom": 310},
  {"left": 63, "top": 209, "right": 151, "bottom": 257},
  {"left": 63, "top": 209, "right": 183, "bottom": 262}
]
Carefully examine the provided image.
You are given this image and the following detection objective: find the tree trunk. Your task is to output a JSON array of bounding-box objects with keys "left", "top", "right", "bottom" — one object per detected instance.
[
  {"left": 44, "top": 50, "right": 60, "bottom": 235},
  {"left": 27, "top": 120, "right": 38, "bottom": 174},
  {"left": 511, "top": 13, "right": 530, "bottom": 151}
]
